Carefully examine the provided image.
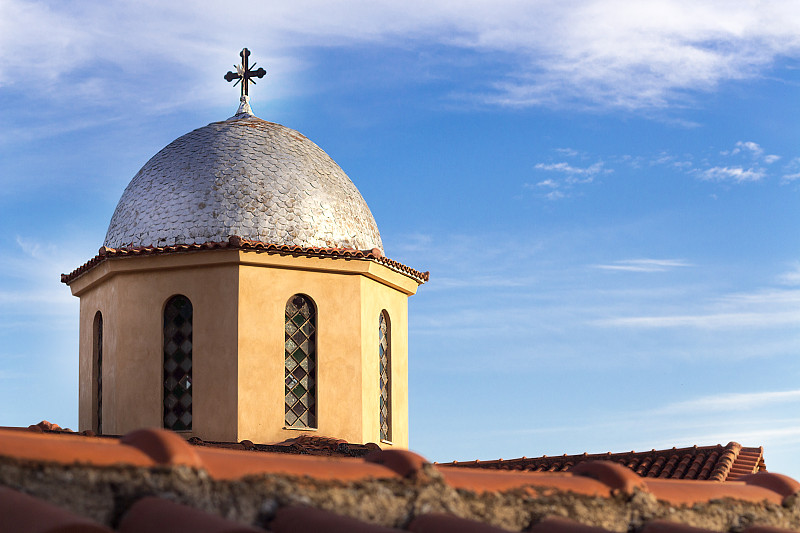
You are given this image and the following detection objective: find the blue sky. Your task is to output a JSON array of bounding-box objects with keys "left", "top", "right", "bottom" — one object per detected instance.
[{"left": 2, "top": 1, "right": 800, "bottom": 475}]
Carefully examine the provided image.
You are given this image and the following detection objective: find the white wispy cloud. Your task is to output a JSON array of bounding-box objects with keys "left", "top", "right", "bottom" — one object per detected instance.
[
  {"left": 2, "top": 0, "right": 800, "bottom": 114},
  {"left": 781, "top": 157, "right": 800, "bottom": 183},
  {"left": 594, "top": 286, "right": 800, "bottom": 330},
  {"left": 729, "top": 141, "right": 763, "bottom": 156},
  {"left": 593, "top": 259, "right": 692, "bottom": 273},
  {"left": 636, "top": 141, "right": 792, "bottom": 185},
  {"left": 723, "top": 141, "right": 780, "bottom": 166},
  {"left": 534, "top": 161, "right": 610, "bottom": 180},
  {"left": 555, "top": 148, "right": 579, "bottom": 157},
  {"left": 699, "top": 166, "right": 765, "bottom": 182},
  {"left": 0, "top": 236, "right": 87, "bottom": 325},
  {"left": 655, "top": 390, "right": 800, "bottom": 414},
  {"left": 777, "top": 264, "right": 800, "bottom": 286},
  {"left": 544, "top": 190, "right": 565, "bottom": 201},
  {"left": 535, "top": 179, "right": 559, "bottom": 188},
  {"left": 525, "top": 159, "right": 611, "bottom": 199}
]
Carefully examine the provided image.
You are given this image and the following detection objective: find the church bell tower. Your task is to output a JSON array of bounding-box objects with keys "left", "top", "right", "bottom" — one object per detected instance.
[{"left": 62, "top": 49, "right": 427, "bottom": 448}]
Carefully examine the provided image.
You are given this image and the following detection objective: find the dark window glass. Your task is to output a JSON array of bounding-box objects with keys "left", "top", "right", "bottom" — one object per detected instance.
[
  {"left": 93, "top": 311, "right": 103, "bottom": 434},
  {"left": 163, "top": 295, "right": 193, "bottom": 431},
  {"left": 379, "top": 311, "right": 391, "bottom": 441},
  {"left": 285, "top": 294, "right": 316, "bottom": 428}
]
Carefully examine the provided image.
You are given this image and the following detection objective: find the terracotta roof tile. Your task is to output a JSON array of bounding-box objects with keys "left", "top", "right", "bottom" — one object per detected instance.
[
  {"left": 0, "top": 427, "right": 798, "bottom": 532},
  {"left": 744, "top": 527, "right": 800, "bottom": 533},
  {"left": 60, "top": 236, "right": 429, "bottom": 285},
  {"left": 408, "top": 513, "right": 514, "bottom": 533},
  {"left": 440, "top": 442, "right": 766, "bottom": 482},
  {"left": 195, "top": 445, "right": 399, "bottom": 481},
  {"left": 118, "top": 498, "right": 261, "bottom": 533},
  {"left": 528, "top": 517, "right": 616, "bottom": 533},
  {"left": 436, "top": 466, "right": 613, "bottom": 496},
  {"left": 269, "top": 506, "right": 403, "bottom": 533},
  {"left": 642, "top": 477, "right": 785, "bottom": 505},
  {"left": 0, "top": 486, "right": 113, "bottom": 533},
  {"left": 641, "top": 520, "right": 724, "bottom": 533}
]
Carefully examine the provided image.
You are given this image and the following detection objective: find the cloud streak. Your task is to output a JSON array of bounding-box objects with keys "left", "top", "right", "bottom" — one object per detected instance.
[
  {"left": 593, "top": 259, "right": 692, "bottom": 273},
  {"left": 526, "top": 158, "right": 611, "bottom": 199},
  {"left": 655, "top": 390, "right": 800, "bottom": 415},
  {"left": 699, "top": 166, "right": 765, "bottom": 182},
  {"left": 595, "top": 288, "right": 800, "bottom": 330},
  {"left": 2, "top": 0, "right": 800, "bottom": 115}
]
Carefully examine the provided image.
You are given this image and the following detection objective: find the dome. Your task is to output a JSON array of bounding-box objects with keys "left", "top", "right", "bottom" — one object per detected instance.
[{"left": 104, "top": 114, "right": 383, "bottom": 252}]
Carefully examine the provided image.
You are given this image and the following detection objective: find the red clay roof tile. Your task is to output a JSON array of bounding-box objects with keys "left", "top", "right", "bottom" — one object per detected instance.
[
  {"left": 0, "top": 427, "right": 797, "bottom": 532},
  {"left": 189, "top": 433, "right": 377, "bottom": 457},
  {"left": 743, "top": 527, "right": 800, "bottom": 533},
  {"left": 120, "top": 428, "right": 203, "bottom": 468},
  {"left": 408, "top": 513, "right": 513, "bottom": 533},
  {"left": 643, "top": 477, "right": 784, "bottom": 505},
  {"left": 269, "top": 506, "right": 402, "bottom": 533},
  {"left": 0, "top": 486, "right": 113, "bottom": 533},
  {"left": 60, "top": 236, "right": 429, "bottom": 285},
  {"left": 436, "top": 466, "right": 612, "bottom": 496},
  {"left": 118, "top": 498, "right": 261, "bottom": 533},
  {"left": 528, "top": 517, "right": 614, "bottom": 533},
  {"left": 0, "top": 429, "right": 154, "bottom": 468},
  {"left": 570, "top": 460, "right": 646, "bottom": 496},
  {"left": 364, "top": 448, "right": 429, "bottom": 478},
  {"left": 440, "top": 442, "right": 765, "bottom": 482},
  {"left": 640, "top": 520, "right": 721, "bottom": 533},
  {"left": 736, "top": 472, "right": 800, "bottom": 502},
  {"left": 194, "top": 445, "right": 399, "bottom": 481}
]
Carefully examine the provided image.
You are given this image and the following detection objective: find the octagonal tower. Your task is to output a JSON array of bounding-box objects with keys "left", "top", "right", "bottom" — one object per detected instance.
[{"left": 63, "top": 86, "right": 426, "bottom": 448}]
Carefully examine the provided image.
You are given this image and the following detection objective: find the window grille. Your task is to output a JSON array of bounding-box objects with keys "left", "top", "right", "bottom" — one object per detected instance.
[
  {"left": 379, "top": 311, "right": 391, "bottom": 441},
  {"left": 93, "top": 312, "right": 103, "bottom": 434},
  {"left": 285, "top": 294, "right": 317, "bottom": 428},
  {"left": 163, "top": 295, "right": 193, "bottom": 431}
]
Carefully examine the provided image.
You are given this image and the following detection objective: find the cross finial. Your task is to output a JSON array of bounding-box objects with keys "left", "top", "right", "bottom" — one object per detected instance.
[{"left": 225, "top": 48, "right": 266, "bottom": 116}]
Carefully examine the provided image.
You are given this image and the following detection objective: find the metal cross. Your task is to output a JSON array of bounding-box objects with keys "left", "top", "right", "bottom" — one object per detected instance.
[{"left": 224, "top": 48, "right": 266, "bottom": 97}]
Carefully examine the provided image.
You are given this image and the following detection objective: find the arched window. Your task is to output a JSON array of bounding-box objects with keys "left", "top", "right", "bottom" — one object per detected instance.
[
  {"left": 285, "top": 294, "right": 317, "bottom": 428},
  {"left": 92, "top": 311, "right": 103, "bottom": 434},
  {"left": 379, "top": 311, "right": 391, "bottom": 442},
  {"left": 163, "top": 295, "right": 193, "bottom": 431}
]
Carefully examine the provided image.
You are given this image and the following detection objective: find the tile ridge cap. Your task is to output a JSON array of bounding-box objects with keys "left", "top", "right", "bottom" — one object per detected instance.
[
  {"left": 63, "top": 237, "right": 429, "bottom": 285},
  {"left": 708, "top": 441, "right": 742, "bottom": 481}
]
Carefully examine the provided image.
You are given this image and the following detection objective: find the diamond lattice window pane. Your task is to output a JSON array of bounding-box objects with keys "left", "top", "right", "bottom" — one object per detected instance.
[
  {"left": 285, "top": 294, "right": 316, "bottom": 428},
  {"left": 179, "top": 393, "right": 192, "bottom": 408},
  {"left": 164, "top": 295, "right": 192, "bottom": 431},
  {"left": 95, "top": 313, "right": 103, "bottom": 435},
  {"left": 285, "top": 339, "right": 297, "bottom": 353},
  {"left": 165, "top": 394, "right": 178, "bottom": 410},
  {"left": 379, "top": 312, "right": 391, "bottom": 441}
]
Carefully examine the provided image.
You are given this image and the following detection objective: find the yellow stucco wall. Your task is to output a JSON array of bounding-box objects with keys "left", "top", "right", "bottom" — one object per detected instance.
[
  {"left": 359, "top": 276, "right": 410, "bottom": 447},
  {"left": 69, "top": 250, "right": 417, "bottom": 447},
  {"left": 73, "top": 252, "right": 240, "bottom": 439}
]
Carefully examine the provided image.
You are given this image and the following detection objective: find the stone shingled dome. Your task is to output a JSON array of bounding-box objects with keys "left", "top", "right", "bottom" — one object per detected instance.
[{"left": 104, "top": 114, "right": 384, "bottom": 252}]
